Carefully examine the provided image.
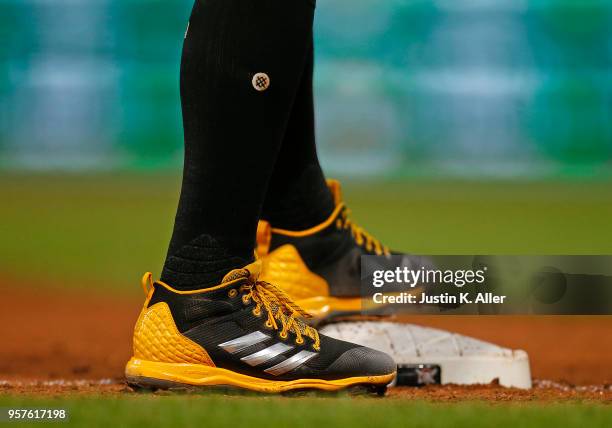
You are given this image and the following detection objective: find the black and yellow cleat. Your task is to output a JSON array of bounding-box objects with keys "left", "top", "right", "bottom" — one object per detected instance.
[
  {"left": 257, "top": 179, "right": 431, "bottom": 324},
  {"left": 125, "top": 260, "right": 396, "bottom": 394}
]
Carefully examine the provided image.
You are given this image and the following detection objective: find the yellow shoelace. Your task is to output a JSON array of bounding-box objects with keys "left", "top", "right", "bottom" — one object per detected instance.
[
  {"left": 239, "top": 280, "right": 321, "bottom": 351},
  {"left": 337, "top": 207, "right": 390, "bottom": 256}
]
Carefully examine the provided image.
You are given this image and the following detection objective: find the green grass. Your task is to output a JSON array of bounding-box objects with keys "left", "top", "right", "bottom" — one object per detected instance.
[
  {"left": 0, "top": 395, "right": 610, "bottom": 428},
  {"left": 1, "top": 173, "right": 611, "bottom": 292}
]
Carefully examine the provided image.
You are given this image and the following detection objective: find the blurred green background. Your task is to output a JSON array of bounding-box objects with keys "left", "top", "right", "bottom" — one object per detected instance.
[
  {"left": 1, "top": 0, "right": 612, "bottom": 291},
  {"left": 2, "top": 175, "right": 612, "bottom": 292},
  {"left": 1, "top": 0, "right": 611, "bottom": 177}
]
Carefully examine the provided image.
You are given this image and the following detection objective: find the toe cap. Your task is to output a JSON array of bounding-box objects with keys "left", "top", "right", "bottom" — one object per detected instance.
[{"left": 327, "top": 346, "right": 396, "bottom": 377}]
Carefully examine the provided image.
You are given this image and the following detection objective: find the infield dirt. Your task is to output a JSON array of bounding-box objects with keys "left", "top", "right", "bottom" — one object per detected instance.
[{"left": 1, "top": 280, "right": 610, "bottom": 401}]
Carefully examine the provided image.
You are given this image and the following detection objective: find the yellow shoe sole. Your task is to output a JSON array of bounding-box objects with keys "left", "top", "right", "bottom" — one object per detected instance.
[{"left": 125, "top": 358, "right": 395, "bottom": 394}]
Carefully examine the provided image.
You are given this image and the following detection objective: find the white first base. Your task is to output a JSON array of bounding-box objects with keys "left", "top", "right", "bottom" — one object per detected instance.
[{"left": 320, "top": 321, "right": 532, "bottom": 389}]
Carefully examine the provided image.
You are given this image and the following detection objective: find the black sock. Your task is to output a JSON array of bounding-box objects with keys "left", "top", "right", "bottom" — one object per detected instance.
[
  {"left": 162, "top": 0, "right": 316, "bottom": 290},
  {"left": 261, "top": 40, "right": 334, "bottom": 231}
]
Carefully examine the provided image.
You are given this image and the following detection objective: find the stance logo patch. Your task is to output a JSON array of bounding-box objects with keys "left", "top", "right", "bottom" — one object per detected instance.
[{"left": 252, "top": 73, "right": 270, "bottom": 91}]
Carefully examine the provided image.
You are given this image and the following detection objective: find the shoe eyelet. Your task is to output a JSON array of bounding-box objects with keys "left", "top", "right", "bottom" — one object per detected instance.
[
  {"left": 242, "top": 295, "right": 251, "bottom": 305},
  {"left": 279, "top": 332, "right": 288, "bottom": 340},
  {"left": 252, "top": 308, "right": 262, "bottom": 317},
  {"left": 228, "top": 289, "right": 238, "bottom": 298},
  {"left": 265, "top": 320, "right": 273, "bottom": 329},
  {"left": 295, "top": 338, "right": 304, "bottom": 345}
]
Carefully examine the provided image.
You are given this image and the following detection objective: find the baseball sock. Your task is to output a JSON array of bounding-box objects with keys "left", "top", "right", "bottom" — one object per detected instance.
[
  {"left": 162, "top": 0, "right": 316, "bottom": 290},
  {"left": 261, "top": 39, "right": 334, "bottom": 231}
]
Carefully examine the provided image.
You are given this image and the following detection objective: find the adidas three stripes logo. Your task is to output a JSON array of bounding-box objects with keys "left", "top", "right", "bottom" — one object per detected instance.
[{"left": 218, "top": 331, "right": 317, "bottom": 376}]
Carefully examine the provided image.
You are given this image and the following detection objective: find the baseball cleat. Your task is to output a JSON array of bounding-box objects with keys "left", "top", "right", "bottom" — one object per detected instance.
[
  {"left": 257, "top": 179, "right": 432, "bottom": 323},
  {"left": 125, "top": 261, "right": 396, "bottom": 394}
]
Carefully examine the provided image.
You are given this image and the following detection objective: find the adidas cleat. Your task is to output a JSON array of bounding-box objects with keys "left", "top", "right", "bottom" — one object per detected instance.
[
  {"left": 125, "top": 261, "right": 396, "bottom": 394},
  {"left": 257, "top": 179, "right": 432, "bottom": 323}
]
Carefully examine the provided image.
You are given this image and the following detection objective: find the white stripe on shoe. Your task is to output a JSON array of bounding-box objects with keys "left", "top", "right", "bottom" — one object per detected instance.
[
  {"left": 264, "top": 350, "right": 318, "bottom": 376},
  {"left": 241, "top": 343, "right": 294, "bottom": 366},
  {"left": 218, "top": 331, "right": 270, "bottom": 354}
]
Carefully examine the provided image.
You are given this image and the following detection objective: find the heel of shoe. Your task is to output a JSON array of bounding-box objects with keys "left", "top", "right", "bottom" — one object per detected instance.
[
  {"left": 131, "top": 301, "right": 214, "bottom": 366},
  {"left": 260, "top": 244, "right": 329, "bottom": 300},
  {"left": 125, "top": 358, "right": 212, "bottom": 391}
]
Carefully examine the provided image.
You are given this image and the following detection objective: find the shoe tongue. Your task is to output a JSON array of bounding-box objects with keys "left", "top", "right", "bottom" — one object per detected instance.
[
  {"left": 220, "top": 262, "right": 314, "bottom": 337},
  {"left": 221, "top": 260, "right": 262, "bottom": 284}
]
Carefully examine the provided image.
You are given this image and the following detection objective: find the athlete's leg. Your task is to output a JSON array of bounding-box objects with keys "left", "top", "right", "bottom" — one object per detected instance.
[
  {"left": 126, "top": 0, "right": 396, "bottom": 393},
  {"left": 162, "top": 0, "right": 314, "bottom": 290},
  {"left": 260, "top": 37, "right": 334, "bottom": 231}
]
